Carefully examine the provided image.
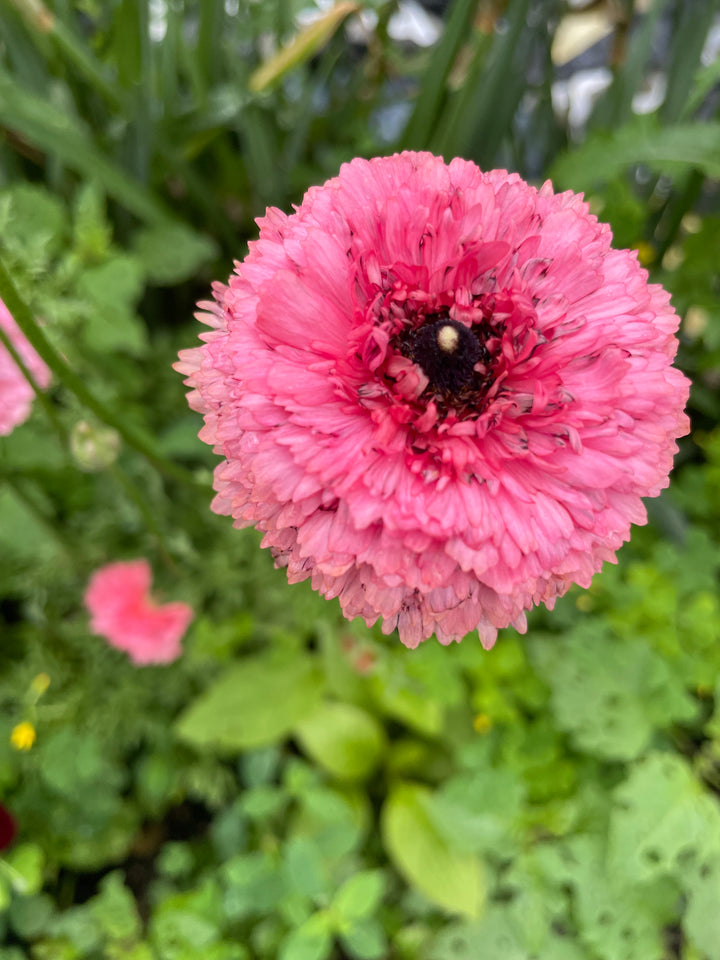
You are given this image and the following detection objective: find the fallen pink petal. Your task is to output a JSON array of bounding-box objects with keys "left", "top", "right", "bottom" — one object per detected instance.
[
  {"left": 0, "top": 296, "right": 51, "bottom": 436},
  {"left": 177, "top": 152, "right": 689, "bottom": 650},
  {"left": 84, "top": 559, "right": 193, "bottom": 665}
]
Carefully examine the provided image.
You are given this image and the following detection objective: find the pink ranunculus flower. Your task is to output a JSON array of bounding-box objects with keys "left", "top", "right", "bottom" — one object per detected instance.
[
  {"left": 0, "top": 297, "right": 51, "bottom": 436},
  {"left": 176, "top": 152, "right": 690, "bottom": 650},
  {"left": 85, "top": 560, "right": 193, "bottom": 665}
]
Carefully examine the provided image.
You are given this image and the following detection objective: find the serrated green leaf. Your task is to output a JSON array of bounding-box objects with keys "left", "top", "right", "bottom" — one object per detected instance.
[
  {"left": 530, "top": 623, "right": 697, "bottom": 760},
  {"left": 428, "top": 765, "right": 525, "bottom": 856},
  {"left": 551, "top": 119, "right": 720, "bottom": 190},
  {"left": 381, "top": 783, "right": 485, "bottom": 919},
  {"left": 0, "top": 184, "right": 65, "bottom": 256},
  {"left": 609, "top": 752, "right": 720, "bottom": 885},
  {"left": 78, "top": 257, "right": 147, "bottom": 355},
  {"left": 541, "top": 836, "right": 677, "bottom": 960},
  {"left": 295, "top": 702, "right": 386, "bottom": 781},
  {"left": 683, "top": 856, "right": 720, "bottom": 960},
  {"left": 90, "top": 872, "right": 141, "bottom": 941},
  {"left": 176, "top": 652, "right": 325, "bottom": 752}
]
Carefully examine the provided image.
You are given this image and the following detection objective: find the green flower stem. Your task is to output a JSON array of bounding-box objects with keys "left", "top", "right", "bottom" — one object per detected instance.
[{"left": 0, "top": 253, "right": 205, "bottom": 490}]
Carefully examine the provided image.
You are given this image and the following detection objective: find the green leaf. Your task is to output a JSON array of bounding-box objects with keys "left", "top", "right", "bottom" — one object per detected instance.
[
  {"left": 73, "top": 183, "right": 112, "bottom": 261},
  {"left": 0, "top": 425, "right": 65, "bottom": 470},
  {"left": 530, "top": 623, "right": 697, "bottom": 761},
  {"left": 332, "top": 870, "right": 385, "bottom": 924},
  {"left": 551, "top": 119, "right": 720, "bottom": 190},
  {"left": 428, "top": 912, "right": 591, "bottom": 960},
  {"left": 176, "top": 651, "right": 325, "bottom": 752},
  {"left": 4, "top": 844, "right": 45, "bottom": 896},
  {"left": 90, "top": 872, "right": 141, "bottom": 941},
  {"left": 683, "top": 856, "right": 720, "bottom": 960},
  {"left": 381, "top": 783, "right": 485, "bottom": 919},
  {"left": 0, "top": 184, "right": 65, "bottom": 256},
  {"left": 371, "top": 676, "right": 444, "bottom": 736},
  {"left": 429, "top": 765, "right": 525, "bottom": 856},
  {"left": 338, "top": 917, "right": 387, "bottom": 960},
  {"left": 222, "top": 852, "right": 284, "bottom": 920},
  {"left": 292, "top": 786, "right": 368, "bottom": 862},
  {"left": 283, "top": 837, "right": 329, "bottom": 901},
  {"left": 295, "top": 702, "right": 386, "bottom": 781},
  {"left": 278, "top": 912, "right": 333, "bottom": 960},
  {"left": 8, "top": 892, "right": 54, "bottom": 939},
  {"left": 536, "top": 836, "right": 677, "bottom": 960},
  {"left": 0, "top": 487, "right": 59, "bottom": 561},
  {"left": 609, "top": 752, "right": 720, "bottom": 884},
  {"left": 131, "top": 222, "right": 217, "bottom": 285},
  {"left": 77, "top": 256, "right": 147, "bottom": 355}
]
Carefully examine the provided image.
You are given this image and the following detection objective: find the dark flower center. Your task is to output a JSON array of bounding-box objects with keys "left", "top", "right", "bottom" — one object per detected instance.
[{"left": 401, "top": 317, "right": 484, "bottom": 397}]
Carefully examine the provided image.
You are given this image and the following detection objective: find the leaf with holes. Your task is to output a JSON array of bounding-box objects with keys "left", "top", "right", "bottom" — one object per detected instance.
[
  {"left": 540, "top": 836, "right": 678, "bottom": 960},
  {"left": 683, "top": 856, "right": 720, "bottom": 960},
  {"left": 609, "top": 752, "right": 720, "bottom": 885},
  {"left": 530, "top": 623, "right": 697, "bottom": 760}
]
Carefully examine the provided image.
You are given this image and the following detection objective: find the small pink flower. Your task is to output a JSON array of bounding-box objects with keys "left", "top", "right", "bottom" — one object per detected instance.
[
  {"left": 84, "top": 560, "right": 193, "bottom": 665},
  {"left": 177, "top": 152, "right": 689, "bottom": 650},
  {"left": 0, "top": 297, "right": 51, "bottom": 436}
]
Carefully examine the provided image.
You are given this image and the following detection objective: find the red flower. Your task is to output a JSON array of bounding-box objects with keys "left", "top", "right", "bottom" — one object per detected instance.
[{"left": 0, "top": 803, "right": 17, "bottom": 852}]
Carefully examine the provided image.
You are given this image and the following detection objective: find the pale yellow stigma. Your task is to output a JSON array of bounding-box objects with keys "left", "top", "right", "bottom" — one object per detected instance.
[{"left": 436, "top": 324, "right": 460, "bottom": 354}]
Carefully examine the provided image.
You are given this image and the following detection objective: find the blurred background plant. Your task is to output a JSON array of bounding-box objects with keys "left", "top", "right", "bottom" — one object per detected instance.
[{"left": 0, "top": 0, "right": 719, "bottom": 958}]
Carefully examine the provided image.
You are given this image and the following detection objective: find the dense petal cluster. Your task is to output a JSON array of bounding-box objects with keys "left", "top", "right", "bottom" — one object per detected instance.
[
  {"left": 85, "top": 560, "right": 193, "bottom": 665},
  {"left": 177, "top": 152, "right": 689, "bottom": 649},
  {"left": 0, "top": 298, "right": 51, "bottom": 436}
]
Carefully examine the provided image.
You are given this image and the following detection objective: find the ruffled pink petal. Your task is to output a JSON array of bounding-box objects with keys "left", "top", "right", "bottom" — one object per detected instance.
[{"left": 176, "top": 152, "right": 690, "bottom": 649}]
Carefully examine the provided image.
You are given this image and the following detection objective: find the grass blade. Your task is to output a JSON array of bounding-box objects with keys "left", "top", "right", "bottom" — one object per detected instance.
[
  {"left": 248, "top": 1, "right": 359, "bottom": 93},
  {"left": 400, "top": 0, "right": 482, "bottom": 151},
  {"left": 0, "top": 70, "right": 170, "bottom": 225}
]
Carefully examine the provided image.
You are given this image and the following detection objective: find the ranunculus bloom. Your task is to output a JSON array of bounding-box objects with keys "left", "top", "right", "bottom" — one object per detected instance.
[
  {"left": 0, "top": 297, "right": 51, "bottom": 436},
  {"left": 85, "top": 560, "right": 193, "bottom": 665},
  {"left": 176, "top": 152, "right": 689, "bottom": 649}
]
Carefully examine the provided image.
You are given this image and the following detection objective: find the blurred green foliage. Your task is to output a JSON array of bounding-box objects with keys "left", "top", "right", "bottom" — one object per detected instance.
[{"left": 1, "top": 0, "right": 720, "bottom": 958}]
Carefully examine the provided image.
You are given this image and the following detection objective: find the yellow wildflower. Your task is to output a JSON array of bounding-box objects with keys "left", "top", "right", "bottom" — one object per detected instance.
[
  {"left": 473, "top": 713, "right": 493, "bottom": 735},
  {"left": 10, "top": 722, "right": 36, "bottom": 751}
]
